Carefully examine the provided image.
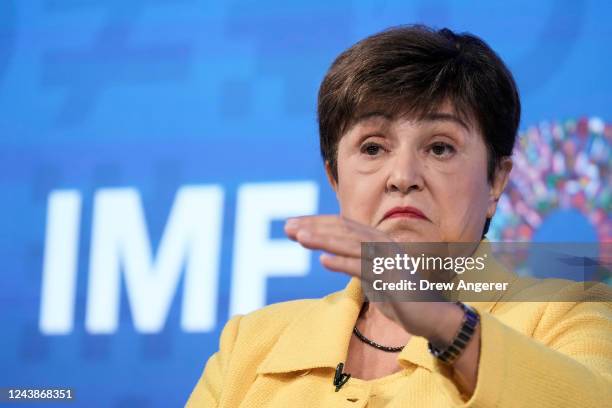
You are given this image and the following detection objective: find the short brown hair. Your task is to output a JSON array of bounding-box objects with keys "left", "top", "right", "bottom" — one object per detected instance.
[{"left": 317, "top": 24, "right": 521, "bottom": 186}]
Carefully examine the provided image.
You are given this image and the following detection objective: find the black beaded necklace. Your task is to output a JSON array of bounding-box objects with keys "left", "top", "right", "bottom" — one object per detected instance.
[
  {"left": 352, "top": 302, "right": 405, "bottom": 353},
  {"left": 352, "top": 326, "right": 405, "bottom": 353}
]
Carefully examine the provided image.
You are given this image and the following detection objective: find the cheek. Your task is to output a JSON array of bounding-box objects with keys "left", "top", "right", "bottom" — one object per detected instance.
[
  {"left": 336, "top": 164, "right": 384, "bottom": 223},
  {"left": 337, "top": 180, "right": 377, "bottom": 222},
  {"left": 434, "top": 167, "right": 490, "bottom": 231}
]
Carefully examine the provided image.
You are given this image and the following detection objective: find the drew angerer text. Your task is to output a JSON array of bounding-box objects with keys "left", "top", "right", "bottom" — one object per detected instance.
[{"left": 372, "top": 279, "right": 509, "bottom": 293}]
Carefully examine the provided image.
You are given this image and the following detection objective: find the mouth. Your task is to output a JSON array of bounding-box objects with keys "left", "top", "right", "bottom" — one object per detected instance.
[{"left": 382, "top": 206, "right": 429, "bottom": 222}]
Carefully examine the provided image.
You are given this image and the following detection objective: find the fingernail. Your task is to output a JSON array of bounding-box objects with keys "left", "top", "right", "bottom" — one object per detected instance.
[
  {"left": 285, "top": 218, "right": 299, "bottom": 230},
  {"left": 320, "top": 253, "right": 332, "bottom": 262}
]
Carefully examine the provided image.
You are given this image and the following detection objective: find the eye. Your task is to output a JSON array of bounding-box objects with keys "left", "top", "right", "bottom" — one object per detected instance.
[
  {"left": 429, "top": 142, "right": 456, "bottom": 158},
  {"left": 360, "top": 142, "right": 384, "bottom": 156}
]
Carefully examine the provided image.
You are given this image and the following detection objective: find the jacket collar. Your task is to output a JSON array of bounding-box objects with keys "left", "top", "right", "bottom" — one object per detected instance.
[{"left": 257, "top": 238, "right": 516, "bottom": 375}]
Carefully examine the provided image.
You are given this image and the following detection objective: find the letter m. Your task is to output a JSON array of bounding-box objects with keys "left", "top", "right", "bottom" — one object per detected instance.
[{"left": 86, "top": 186, "right": 223, "bottom": 334}]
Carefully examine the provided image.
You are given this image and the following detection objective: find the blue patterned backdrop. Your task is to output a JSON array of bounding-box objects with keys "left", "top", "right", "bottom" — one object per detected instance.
[{"left": 1, "top": 1, "right": 610, "bottom": 406}]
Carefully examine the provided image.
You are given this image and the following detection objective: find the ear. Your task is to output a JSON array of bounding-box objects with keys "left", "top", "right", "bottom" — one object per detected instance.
[
  {"left": 487, "top": 156, "right": 513, "bottom": 219},
  {"left": 324, "top": 160, "right": 338, "bottom": 193}
]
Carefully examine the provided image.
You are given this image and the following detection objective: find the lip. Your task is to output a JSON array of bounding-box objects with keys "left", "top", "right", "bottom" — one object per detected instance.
[{"left": 382, "top": 206, "right": 428, "bottom": 221}]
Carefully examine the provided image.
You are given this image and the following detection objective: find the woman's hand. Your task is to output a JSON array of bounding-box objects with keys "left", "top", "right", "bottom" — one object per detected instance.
[{"left": 284, "top": 214, "right": 463, "bottom": 344}]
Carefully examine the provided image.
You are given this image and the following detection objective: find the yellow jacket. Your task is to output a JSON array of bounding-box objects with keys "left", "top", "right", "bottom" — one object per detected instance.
[{"left": 187, "top": 242, "right": 612, "bottom": 407}]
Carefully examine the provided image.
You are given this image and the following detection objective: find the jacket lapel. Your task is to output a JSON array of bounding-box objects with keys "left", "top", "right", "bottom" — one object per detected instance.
[{"left": 257, "top": 277, "right": 364, "bottom": 374}]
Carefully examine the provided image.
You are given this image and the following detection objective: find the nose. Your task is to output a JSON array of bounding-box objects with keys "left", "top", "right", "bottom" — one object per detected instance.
[{"left": 385, "top": 151, "right": 425, "bottom": 194}]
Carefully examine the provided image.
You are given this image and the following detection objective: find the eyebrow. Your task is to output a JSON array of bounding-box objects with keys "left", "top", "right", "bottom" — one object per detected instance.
[{"left": 420, "top": 112, "right": 470, "bottom": 131}]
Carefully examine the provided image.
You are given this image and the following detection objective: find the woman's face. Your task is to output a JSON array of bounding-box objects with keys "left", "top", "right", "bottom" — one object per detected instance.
[{"left": 326, "top": 105, "right": 512, "bottom": 243}]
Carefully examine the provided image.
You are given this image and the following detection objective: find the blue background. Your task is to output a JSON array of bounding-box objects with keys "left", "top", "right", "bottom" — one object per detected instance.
[{"left": 0, "top": 1, "right": 610, "bottom": 406}]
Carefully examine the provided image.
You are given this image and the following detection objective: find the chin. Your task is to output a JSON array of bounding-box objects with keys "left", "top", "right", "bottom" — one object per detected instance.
[
  {"left": 376, "top": 218, "right": 442, "bottom": 243},
  {"left": 386, "top": 229, "right": 435, "bottom": 243}
]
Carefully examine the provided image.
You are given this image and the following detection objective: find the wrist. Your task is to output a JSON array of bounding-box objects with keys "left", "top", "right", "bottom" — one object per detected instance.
[{"left": 428, "top": 302, "right": 465, "bottom": 347}]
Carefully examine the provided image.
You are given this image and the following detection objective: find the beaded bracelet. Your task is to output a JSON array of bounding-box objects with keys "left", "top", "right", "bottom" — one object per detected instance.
[{"left": 427, "top": 302, "right": 480, "bottom": 365}]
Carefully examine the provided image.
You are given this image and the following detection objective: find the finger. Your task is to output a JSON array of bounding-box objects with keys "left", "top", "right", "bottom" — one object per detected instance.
[
  {"left": 337, "top": 217, "right": 391, "bottom": 242},
  {"left": 295, "top": 229, "right": 362, "bottom": 258},
  {"left": 300, "top": 222, "right": 361, "bottom": 242},
  {"left": 287, "top": 215, "right": 388, "bottom": 243},
  {"left": 320, "top": 253, "right": 361, "bottom": 278},
  {"left": 285, "top": 214, "right": 355, "bottom": 236},
  {"left": 290, "top": 214, "right": 345, "bottom": 225}
]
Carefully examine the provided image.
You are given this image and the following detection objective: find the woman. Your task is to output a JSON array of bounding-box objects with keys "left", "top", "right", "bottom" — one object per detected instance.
[{"left": 187, "top": 25, "right": 612, "bottom": 407}]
